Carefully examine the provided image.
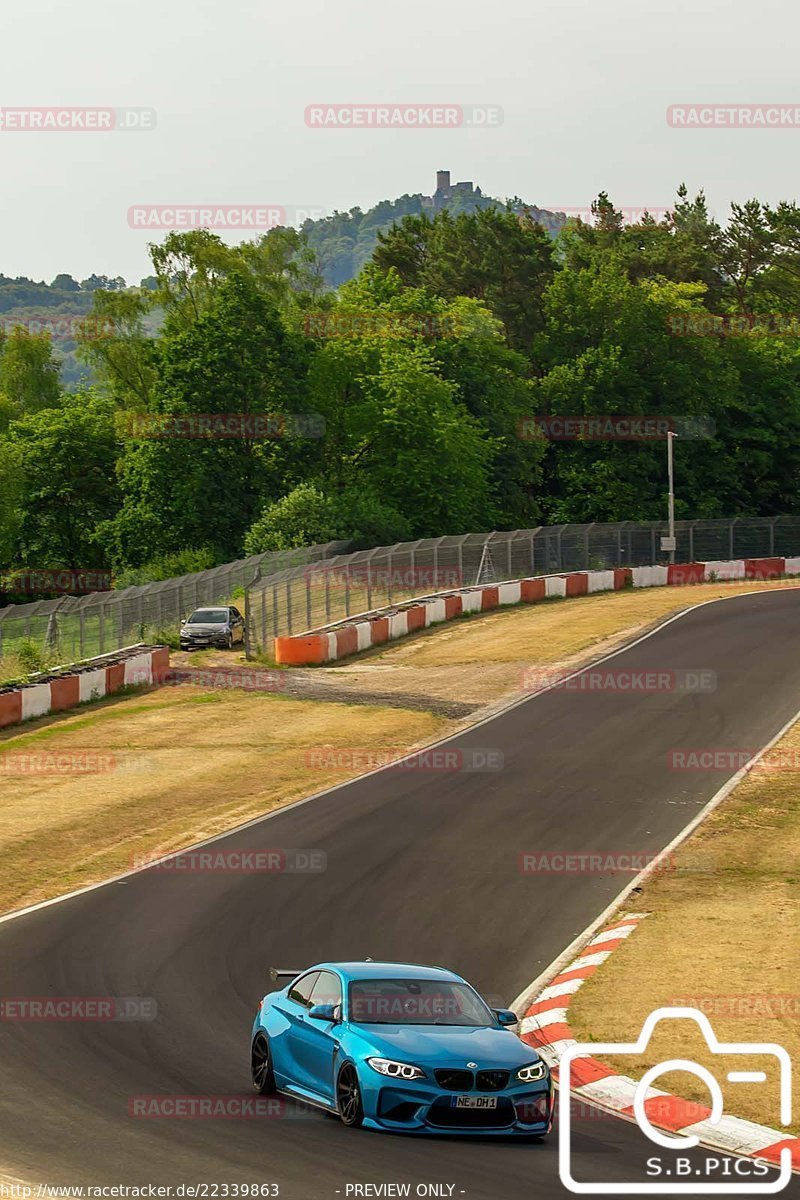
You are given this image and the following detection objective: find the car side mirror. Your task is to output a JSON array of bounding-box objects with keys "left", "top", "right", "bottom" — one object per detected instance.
[
  {"left": 308, "top": 1003, "right": 340, "bottom": 1022},
  {"left": 494, "top": 1008, "right": 518, "bottom": 1027}
]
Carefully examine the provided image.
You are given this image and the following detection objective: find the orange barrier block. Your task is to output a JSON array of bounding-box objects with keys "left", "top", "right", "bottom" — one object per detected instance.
[
  {"left": 745, "top": 557, "right": 785, "bottom": 580},
  {"left": 406, "top": 605, "right": 426, "bottom": 632},
  {"left": 480, "top": 587, "right": 499, "bottom": 610},
  {"left": 520, "top": 578, "right": 546, "bottom": 602},
  {"left": 49, "top": 675, "right": 80, "bottom": 712},
  {"left": 335, "top": 626, "right": 359, "bottom": 658},
  {"left": 151, "top": 647, "right": 171, "bottom": 675},
  {"left": 0, "top": 690, "right": 22, "bottom": 728},
  {"left": 105, "top": 662, "right": 126, "bottom": 694},
  {"left": 667, "top": 562, "right": 705, "bottom": 586},
  {"left": 274, "top": 635, "right": 328, "bottom": 666},
  {"left": 563, "top": 573, "right": 588, "bottom": 597},
  {"left": 444, "top": 595, "right": 463, "bottom": 619},
  {"left": 613, "top": 568, "right": 633, "bottom": 589},
  {"left": 370, "top": 616, "right": 389, "bottom": 646}
]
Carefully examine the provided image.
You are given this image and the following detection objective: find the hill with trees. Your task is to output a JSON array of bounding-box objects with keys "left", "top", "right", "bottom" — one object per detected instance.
[{"left": 2, "top": 184, "right": 800, "bottom": 597}]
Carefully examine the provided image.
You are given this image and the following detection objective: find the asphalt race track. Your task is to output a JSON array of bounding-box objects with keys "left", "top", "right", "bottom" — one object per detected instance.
[{"left": 2, "top": 590, "right": 800, "bottom": 1198}]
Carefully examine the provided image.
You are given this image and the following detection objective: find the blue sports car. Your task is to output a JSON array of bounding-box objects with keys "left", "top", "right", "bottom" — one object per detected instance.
[{"left": 250, "top": 960, "right": 553, "bottom": 1136}]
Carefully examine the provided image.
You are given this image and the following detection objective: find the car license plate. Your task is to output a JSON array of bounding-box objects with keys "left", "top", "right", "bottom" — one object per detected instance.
[{"left": 452, "top": 1095, "right": 497, "bottom": 1109}]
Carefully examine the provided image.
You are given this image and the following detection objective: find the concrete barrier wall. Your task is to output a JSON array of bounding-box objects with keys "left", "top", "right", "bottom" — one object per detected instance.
[
  {"left": 0, "top": 645, "right": 169, "bottom": 732},
  {"left": 273, "top": 557, "right": 800, "bottom": 667}
]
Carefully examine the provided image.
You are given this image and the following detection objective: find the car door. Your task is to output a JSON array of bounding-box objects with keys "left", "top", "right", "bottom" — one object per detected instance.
[
  {"left": 286, "top": 970, "right": 343, "bottom": 1104},
  {"left": 230, "top": 607, "right": 245, "bottom": 644},
  {"left": 274, "top": 971, "right": 319, "bottom": 1088}
]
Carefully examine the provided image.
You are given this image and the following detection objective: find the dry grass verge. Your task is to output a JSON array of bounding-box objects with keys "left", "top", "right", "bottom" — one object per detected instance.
[{"left": 0, "top": 688, "right": 448, "bottom": 915}]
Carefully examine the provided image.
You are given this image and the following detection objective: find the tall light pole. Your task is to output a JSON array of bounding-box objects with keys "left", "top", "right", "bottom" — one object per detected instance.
[{"left": 666, "top": 431, "right": 676, "bottom": 564}]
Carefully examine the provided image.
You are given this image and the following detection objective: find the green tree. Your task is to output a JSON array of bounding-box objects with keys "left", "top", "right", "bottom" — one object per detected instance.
[
  {"left": 0, "top": 328, "right": 61, "bottom": 412},
  {"left": 105, "top": 272, "right": 308, "bottom": 566},
  {"left": 373, "top": 207, "right": 555, "bottom": 350},
  {"left": 5, "top": 392, "right": 120, "bottom": 566}
]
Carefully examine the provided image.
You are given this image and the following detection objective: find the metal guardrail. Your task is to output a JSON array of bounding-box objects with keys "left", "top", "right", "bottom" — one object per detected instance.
[
  {"left": 244, "top": 517, "right": 800, "bottom": 657},
  {"left": 0, "top": 542, "right": 350, "bottom": 662}
]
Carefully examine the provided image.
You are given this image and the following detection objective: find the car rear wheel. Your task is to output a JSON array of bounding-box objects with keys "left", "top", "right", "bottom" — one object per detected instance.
[
  {"left": 251, "top": 1033, "right": 276, "bottom": 1095},
  {"left": 336, "top": 1063, "right": 364, "bottom": 1127}
]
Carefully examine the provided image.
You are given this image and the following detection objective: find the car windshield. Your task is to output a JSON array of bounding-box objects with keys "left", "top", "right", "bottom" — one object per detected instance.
[
  {"left": 348, "top": 978, "right": 493, "bottom": 1026},
  {"left": 187, "top": 609, "right": 227, "bottom": 624}
]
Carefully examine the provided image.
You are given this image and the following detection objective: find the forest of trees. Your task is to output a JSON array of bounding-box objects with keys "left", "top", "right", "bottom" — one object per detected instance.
[{"left": 1, "top": 187, "right": 800, "bottom": 592}]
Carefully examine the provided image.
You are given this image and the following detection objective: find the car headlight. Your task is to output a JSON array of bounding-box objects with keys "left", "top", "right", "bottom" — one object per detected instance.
[
  {"left": 517, "top": 1060, "right": 548, "bottom": 1083},
  {"left": 367, "top": 1057, "right": 426, "bottom": 1080}
]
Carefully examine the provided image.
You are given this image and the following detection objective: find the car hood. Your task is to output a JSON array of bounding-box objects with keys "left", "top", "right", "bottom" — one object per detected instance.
[
  {"left": 182, "top": 624, "right": 226, "bottom": 633},
  {"left": 353, "top": 1023, "right": 539, "bottom": 1068}
]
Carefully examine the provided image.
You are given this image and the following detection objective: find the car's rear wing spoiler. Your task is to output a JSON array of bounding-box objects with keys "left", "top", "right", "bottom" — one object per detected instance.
[{"left": 269, "top": 967, "right": 303, "bottom": 984}]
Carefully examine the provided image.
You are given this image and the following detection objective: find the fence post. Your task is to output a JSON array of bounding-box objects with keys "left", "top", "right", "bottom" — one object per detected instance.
[
  {"left": 286, "top": 580, "right": 293, "bottom": 636},
  {"left": 689, "top": 522, "right": 696, "bottom": 562},
  {"left": 387, "top": 548, "right": 393, "bottom": 605},
  {"left": 98, "top": 600, "right": 105, "bottom": 654},
  {"left": 306, "top": 575, "right": 312, "bottom": 630},
  {"left": 769, "top": 516, "right": 777, "bottom": 557},
  {"left": 244, "top": 585, "right": 252, "bottom": 660},
  {"left": 325, "top": 572, "right": 331, "bottom": 624},
  {"left": 271, "top": 582, "right": 277, "bottom": 638}
]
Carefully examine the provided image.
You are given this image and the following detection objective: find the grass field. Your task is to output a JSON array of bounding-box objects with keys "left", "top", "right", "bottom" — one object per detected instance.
[{"left": 0, "top": 687, "right": 448, "bottom": 915}]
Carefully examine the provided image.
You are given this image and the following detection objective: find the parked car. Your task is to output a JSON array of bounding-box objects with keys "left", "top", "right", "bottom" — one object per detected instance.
[{"left": 179, "top": 606, "right": 245, "bottom": 650}]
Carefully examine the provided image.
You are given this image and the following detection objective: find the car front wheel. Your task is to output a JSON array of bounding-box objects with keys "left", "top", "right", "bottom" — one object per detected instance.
[
  {"left": 251, "top": 1033, "right": 276, "bottom": 1095},
  {"left": 336, "top": 1062, "right": 364, "bottom": 1127}
]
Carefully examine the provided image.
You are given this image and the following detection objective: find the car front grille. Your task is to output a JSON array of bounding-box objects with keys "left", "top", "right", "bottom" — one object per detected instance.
[
  {"left": 476, "top": 1069, "right": 509, "bottom": 1091},
  {"left": 434, "top": 1068, "right": 474, "bottom": 1091}
]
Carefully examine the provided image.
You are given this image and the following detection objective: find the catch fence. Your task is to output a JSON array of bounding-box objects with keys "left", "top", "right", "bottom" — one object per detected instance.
[
  {"left": 0, "top": 542, "right": 349, "bottom": 663},
  {"left": 244, "top": 517, "right": 800, "bottom": 657}
]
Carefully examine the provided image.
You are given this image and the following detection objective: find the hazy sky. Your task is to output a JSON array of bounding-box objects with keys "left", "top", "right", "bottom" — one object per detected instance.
[{"left": 2, "top": 0, "right": 799, "bottom": 284}]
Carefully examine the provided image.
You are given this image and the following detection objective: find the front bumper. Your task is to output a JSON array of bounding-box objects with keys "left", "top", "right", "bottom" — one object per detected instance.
[
  {"left": 360, "top": 1072, "right": 554, "bottom": 1136},
  {"left": 179, "top": 633, "right": 229, "bottom": 649}
]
